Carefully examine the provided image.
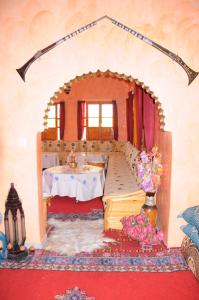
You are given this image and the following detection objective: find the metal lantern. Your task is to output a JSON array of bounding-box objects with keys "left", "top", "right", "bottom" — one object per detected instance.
[{"left": 4, "top": 183, "right": 28, "bottom": 260}]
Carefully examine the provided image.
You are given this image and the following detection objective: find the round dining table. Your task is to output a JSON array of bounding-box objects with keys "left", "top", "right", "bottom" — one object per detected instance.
[{"left": 42, "top": 164, "right": 105, "bottom": 201}]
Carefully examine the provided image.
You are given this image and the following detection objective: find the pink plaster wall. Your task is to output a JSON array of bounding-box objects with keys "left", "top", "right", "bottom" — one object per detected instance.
[
  {"left": 57, "top": 74, "right": 133, "bottom": 141},
  {"left": 155, "top": 131, "right": 172, "bottom": 245},
  {"left": 37, "top": 132, "right": 46, "bottom": 241},
  {"left": 0, "top": 0, "right": 198, "bottom": 247}
]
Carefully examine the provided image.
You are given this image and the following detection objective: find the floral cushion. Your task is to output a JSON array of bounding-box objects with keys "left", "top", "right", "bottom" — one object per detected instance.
[
  {"left": 124, "top": 142, "right": 139, "bottom": 173},
  {"left": 58, "top": 152, "right": 69, "bottom": 165},
  {"left": 98, "top": 141, "right": 115, "bottom": 152},
  {"left": 78, "top": 141, "right": 87, "bottom": 152},
  {"left": 121, "top": 212, "right": 163, "bottom": 246},
  {"left": 180, "top": 224, "right": 199, "bottom": 249},
  {"left": 42, "top": 141, "right": 47, "bottom": 152},
  {"left": 86, "top": 141, "right": 99, "bottom": 152},
  {"left": 45, "top": 140, "right": 62, "bottom": 152},
  {"left": 62, "top": 141, "right": 79, "bottom": 152},
  {"left": 181, "top": 236, "right": 199, "bottom": 281},
  {"left": 114, "top": 141, "right": 126, "bottom": 152},
  {"left": 178, "top": 206, "right": 199, "bottom": 231}
]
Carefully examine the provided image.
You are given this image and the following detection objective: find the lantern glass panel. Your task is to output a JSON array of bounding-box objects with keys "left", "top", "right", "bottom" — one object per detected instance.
[
  {"left": 5, "top": 219, "right": 10, "bottom": 243},
  {"left": 16, "top": 209, "right": 22, "bottom": 244},
  {"left": 21, "top": 216, "right": 26, "bottom": 242},
  {"left": 8, "top": 210, "right": 14, "bottom": 244}
]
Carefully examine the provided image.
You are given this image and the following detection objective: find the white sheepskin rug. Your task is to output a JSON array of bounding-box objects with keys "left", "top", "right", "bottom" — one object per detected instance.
[{"left": 45, "top": 218, "right": 116, "bottom": 256}]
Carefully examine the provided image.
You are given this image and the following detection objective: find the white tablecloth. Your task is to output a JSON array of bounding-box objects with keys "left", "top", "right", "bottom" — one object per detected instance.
[
  {"left": 69, "top": 152, "right": 108, "bottom": 166},
  {"left": 43, "top": 165, "right": 105, "bottom": 201},
  {"left": 42, "top": 152, "right": 59, "bottom": 169}
]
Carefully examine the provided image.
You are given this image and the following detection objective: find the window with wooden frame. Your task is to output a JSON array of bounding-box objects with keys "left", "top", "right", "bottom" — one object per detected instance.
[
  {"left": 86, "top": 103, "right": 113, "bottom": 140},
  {"left": 42, "top": 103, "right": 60, "bottom": 140}
]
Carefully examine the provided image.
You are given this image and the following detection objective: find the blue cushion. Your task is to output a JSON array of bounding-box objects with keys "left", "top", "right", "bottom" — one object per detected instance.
[
  {"left": 180, "top": 224, "right": 199, "bottom": 249},
  {"left": 178, "top": 206, "right": 199, "bottom": 231},
  {"left": 0, "top": 231, "right": 7, "bottom": 261}
]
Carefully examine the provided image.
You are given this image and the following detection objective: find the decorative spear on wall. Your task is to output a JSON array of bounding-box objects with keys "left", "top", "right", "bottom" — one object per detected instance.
[{"left": 16, "top": 15, "right": 198, "bottom": 85}]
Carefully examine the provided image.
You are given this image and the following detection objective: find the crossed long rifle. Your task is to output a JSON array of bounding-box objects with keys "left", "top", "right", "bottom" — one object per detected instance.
[{"left": 16, "top": 15, "right": 198, "bottom": 85}]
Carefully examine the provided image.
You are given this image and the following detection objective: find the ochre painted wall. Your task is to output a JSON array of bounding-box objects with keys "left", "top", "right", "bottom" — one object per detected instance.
[
  {"left": 0, "top": 0, "right": 198, "bottom": 247},
  {"left": 56, "top": 74, "right": 133, "bottom": 141}
]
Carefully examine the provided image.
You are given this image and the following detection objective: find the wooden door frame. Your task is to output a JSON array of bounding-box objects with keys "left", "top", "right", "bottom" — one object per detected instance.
[{"left": 86, "top": 102, "right": 113, "bottom": 140}]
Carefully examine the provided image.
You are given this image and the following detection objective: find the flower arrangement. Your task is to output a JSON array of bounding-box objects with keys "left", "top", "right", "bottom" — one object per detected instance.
[
  {"left": 121, "top": 212, "right": 164, "bottom": 246},
  {"left": 137, "top": 146, "right": 163, "bottom": 193}
]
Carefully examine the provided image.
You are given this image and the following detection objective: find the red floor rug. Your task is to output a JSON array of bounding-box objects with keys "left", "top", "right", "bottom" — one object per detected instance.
[
  {"left": 1, "top": 199, "right": 196, "bottom": 300},
  {"left": 48, "top": 196, "right": 104, "bottom": 214},
  {"left": 0, "top": 206, "right": 197, "bottom": 300},
  {"left": 0, "top": 269, "right": 198, "bottom": 300}
]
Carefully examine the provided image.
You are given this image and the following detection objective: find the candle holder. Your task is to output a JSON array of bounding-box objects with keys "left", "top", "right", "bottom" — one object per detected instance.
[{"left": 68, "top": 150, "right": 78, "bottom": 168}]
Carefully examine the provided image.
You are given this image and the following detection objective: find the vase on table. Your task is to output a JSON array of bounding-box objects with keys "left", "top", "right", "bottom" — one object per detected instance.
[
  {"left": 142, "top": 192, "right": 158, "bottom": 227},
  {"left": 68, "top": 151, "right": 77, "bottom": 168}
]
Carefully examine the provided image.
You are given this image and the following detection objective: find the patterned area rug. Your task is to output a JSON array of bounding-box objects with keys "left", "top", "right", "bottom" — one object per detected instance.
[
  {"left": 0, "top": 211, "right": 189, "bottom": 272},
  {"left": 0, "top": 247, "right": 189, "bottom": 272}
]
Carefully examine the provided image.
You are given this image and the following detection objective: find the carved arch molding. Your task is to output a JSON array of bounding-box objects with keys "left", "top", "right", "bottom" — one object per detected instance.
[{"left": 43, "top": 70, "right": 165, "bottom": 131}]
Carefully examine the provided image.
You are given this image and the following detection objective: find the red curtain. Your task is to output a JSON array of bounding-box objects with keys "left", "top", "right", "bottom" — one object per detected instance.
[
  {"left": 112, "top": 100, "right": 118, "bottom": 140},
  {"left": 135, "top": 84, "right": 143, "bottom": 149},
  {"left": 143, "top": 91, "right": 155, "bottom": 151},
  {"left": 60, "top": 102, "right": 65, "bottom": 140},
  {"left": 126, "top": 92, "right": 134, "bottom": 144},
  {"left": 77, "top": 100, "right": 85, "bottom": 140}
]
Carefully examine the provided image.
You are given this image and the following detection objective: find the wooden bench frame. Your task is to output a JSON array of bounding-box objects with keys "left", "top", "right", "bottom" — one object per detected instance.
[{"left": 102, "top": 189, "right": 146, "bottom": 230}]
